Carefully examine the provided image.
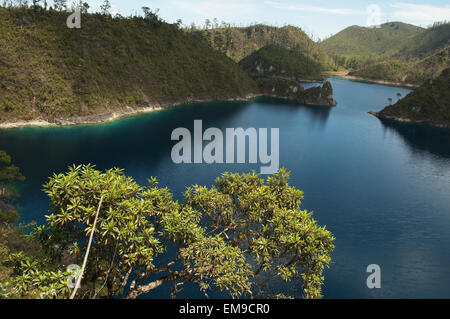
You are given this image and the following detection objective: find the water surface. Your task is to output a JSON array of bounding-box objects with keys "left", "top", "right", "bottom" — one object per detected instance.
[{"left": 1, "top": 77, "right": 450, "bottom": 298}]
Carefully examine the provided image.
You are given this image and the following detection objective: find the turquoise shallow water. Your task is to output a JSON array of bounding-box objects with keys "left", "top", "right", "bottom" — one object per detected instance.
[{"left": 1, "top": 77, "right": 450, "bottom": 298}]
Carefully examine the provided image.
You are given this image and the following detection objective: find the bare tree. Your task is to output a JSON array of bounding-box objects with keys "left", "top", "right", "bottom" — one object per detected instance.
[
  {"left": 53, "top": 0, "right": 67, "bottom": 11},
  {"left": 100, "top": 0, "right": 111, "bottom": 16}
]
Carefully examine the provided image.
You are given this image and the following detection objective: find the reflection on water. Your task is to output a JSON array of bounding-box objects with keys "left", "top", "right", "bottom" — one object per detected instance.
[
  {"left": 255, "top": 97, "right": 332, "bottom": 128},
  {"left": 379, "top": 119, "right": 450, "bottom": 158}
]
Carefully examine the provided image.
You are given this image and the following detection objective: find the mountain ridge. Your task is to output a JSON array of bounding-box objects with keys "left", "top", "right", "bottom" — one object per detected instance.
[{"left": 197, "top": 24, "right": 335, "bottom": 69}]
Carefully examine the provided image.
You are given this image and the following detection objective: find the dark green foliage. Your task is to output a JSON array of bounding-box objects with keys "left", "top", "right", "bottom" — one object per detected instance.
[
  {"left": 25, "top": 165, "right": 334, "bottom": 299},
  {"left": 375, "top": 68, "right": 450, "bottom": 127},
  {"left": 0, "top": 7, "right": 258, "bottom": 122},
  {"left": 0, "top": 154, "right": 60, "bottom": 299},
  {"left": 0, "top": 151, "right": 25, "bottom": 183},
  {"left": 239, "top": 45, "right": 324, "bottom": 80},
  {"left": 0, "top": 217, "right": 73, "bottom": 299},
  {"left": 0, "top": 150, "right": 25, "bottom": 224}
]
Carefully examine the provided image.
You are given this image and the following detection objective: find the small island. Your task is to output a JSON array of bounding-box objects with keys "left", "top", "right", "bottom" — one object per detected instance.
[
  {"left": 257, "top": 78, "right": 337, "bottom": 107},
  {"left": 238, "top": 45, "right": 337, "bottom": 107}
]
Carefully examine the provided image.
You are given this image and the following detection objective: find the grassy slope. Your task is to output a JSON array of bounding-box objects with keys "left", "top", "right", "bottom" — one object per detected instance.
[
  {"left": 349, "top": 46, "right": 450, "bottom": 84},
  {"left": 198, "top": 24, "right": 334, "bottom": 69},
  {"left": 375, "top": 68, "right": 450, "bottom": 127},
  {"left": 395, "top": 23, "right": 450, "bottom": 58},
  {"left": 325, "top": 22, "right": 450, "bottom": 84},
  {"left": 319, "top": 22, "right": 423, "bottom": 58},
  {"left": 238, "top": 45, "right": 324, "bottom": 80},
  {"left": 0, "top": 8, "right": 258, "bottom": 122}
]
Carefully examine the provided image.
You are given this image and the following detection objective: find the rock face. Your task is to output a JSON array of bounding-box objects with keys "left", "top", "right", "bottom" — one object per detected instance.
[
  {"left": 257, "top": 78, "right": 337, "bottom": 107},
  {"left": 300, "top": 81, "right": 337, "bottom": 106},
  {"left": 370, "top": 68, "right": 450, "bottom": 128}
]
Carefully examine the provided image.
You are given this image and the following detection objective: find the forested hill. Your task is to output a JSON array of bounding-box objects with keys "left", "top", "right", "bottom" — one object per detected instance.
[
  {"left": 395, "top": 23, "right": 450, "bottom": 59},
  {"left": 0, "top": 7, "right": 258, "bottom": 123},
  {"left": 319, "top": 22, "right": 423, "bottom": 58},
  {"left": 371, "top": 68, "right": 450, "bottom": 128},
  {"left": 197, "top": 24, "right": 334, "bottom": 70},
  {"left": 321, "top": 21, "right": 450, "bottom": 85},
  {"left": 348, "top": 46, "right": 450, "bottom": 85},
  {"left": 239, "top": 45, "right": 324, "bottom": 81}
]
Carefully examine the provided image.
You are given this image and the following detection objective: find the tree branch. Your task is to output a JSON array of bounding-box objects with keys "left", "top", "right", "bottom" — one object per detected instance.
[{"left": 69, "top": 196, "right": 104, "bottom": 299}]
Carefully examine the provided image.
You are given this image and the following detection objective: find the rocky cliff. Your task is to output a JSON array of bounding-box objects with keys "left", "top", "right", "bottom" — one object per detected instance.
[{"left": 257, "top": 78, "right": 337, "bottom": 107}]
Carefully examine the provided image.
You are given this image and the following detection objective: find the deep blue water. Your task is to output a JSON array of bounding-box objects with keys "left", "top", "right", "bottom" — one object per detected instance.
[{"left": 1, "top": 77, "right": 450, "bottom": 298}]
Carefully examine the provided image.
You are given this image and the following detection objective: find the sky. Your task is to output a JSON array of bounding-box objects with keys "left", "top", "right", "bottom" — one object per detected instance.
[{"left": 67, "top": 0, "right": 450, "bottom": 39}]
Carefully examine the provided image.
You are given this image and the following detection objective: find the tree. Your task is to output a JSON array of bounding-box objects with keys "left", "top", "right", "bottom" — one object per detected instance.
[
  {"left": 388, "top": 97, "right": 393, "bottom": 105},
  {"left": 0, "top": 150, "right": 25, "bottom": 223},
  {"left": 34, "top": 165, "right": 334, "bottom": 299},
  {"left": 141, "top": 6, "right": 160, "bottom": 25},
  {"left": 204, "top": 18, "right": 211, "bottom": 30},
  {"left": 100, "top": 0, "right": 110, "bottom": 16},
  {"left": 79, "top": 0, "right": 88, "bottom": 14},
  {"left": 53, "top": 0, "right": 67, "bottom": 11},
  {"left": 31, "top": 0, "right": 40, "bottom": 10}
]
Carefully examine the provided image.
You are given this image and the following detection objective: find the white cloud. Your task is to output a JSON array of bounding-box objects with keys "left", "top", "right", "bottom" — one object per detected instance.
[
  {"left": 391, "top": 2, "right": 450, "bottom": 25},
  {"left": 264, "top": 0, "right": 365, "bottom": 15}
]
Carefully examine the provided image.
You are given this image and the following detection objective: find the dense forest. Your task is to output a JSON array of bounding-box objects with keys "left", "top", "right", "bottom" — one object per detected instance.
[
  {"left": 239, "top": 44, "right": 324, "bottom": 81},
  {"left": 0, "top": 6, "right": 258, "bottom": 123},
  {"left": 196, "top": 24, "right": 335, "bottom": 70},
  {"left": 321, "top": 22, "right": 450, "bottom": 85},
  {"left": 371, "top": 68, "right": 450, "bottom": 128}
]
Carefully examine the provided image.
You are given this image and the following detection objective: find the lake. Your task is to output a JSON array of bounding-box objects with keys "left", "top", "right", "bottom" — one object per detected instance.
[{"left": 1, "top": 76, "right": 450, "bottom": 298}]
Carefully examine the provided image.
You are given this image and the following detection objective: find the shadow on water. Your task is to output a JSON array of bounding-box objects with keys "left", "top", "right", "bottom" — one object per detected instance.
[
  {"left": 302, "top": 105, "right": 332, "bottom": 127},
  {"left": 0, "top": 100, "right": 251, "bottom": 171},
  {"left": 378, "top": 118, "right": 450, "bottom": 158},
  {"left": 255, "top": 96, "right": 332, "bottom": 128}
]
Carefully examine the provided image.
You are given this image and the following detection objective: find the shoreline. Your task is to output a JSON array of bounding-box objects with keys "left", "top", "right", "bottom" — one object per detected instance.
[
  {"left": 0, "top": 94, "right": 262, "bottom": 130},
  {"left": 343, "top": 75, "right": 419, "bottom": 88},
  {"left": 0, "top": 76, "right": 417, "bottom": 130},
  {"left": 368, "top": 112, "right": 450, "bottom": 129},
  {"left": 322, "top": 71, "right": 420, "bottom": 88}
]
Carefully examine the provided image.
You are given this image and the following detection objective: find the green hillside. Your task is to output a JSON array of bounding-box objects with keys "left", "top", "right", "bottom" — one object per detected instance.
[
  {"left": 371, "top": 68, "right": 450, "bottom": 128},
  {"left": 320, "top": 22, "right": 423, "bottom": 58},
  {"left": 0, "top": 7, "right": 258, "bottom": 123},
  {"left": 197, "top": 24, "right": 334, "bottom": 69},
  {"left": 323, "top": 21, "right": 450, "bottom": 84},
  {"left": 395, "top": 23, "right": 450, "bottom": 58},
  {"left": 238, "top": 45, "right": 324, "bottom": 80},
  {"left": 349, "top": 46, "right": 450, "bottom": 85}
]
